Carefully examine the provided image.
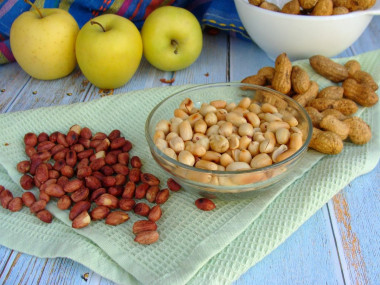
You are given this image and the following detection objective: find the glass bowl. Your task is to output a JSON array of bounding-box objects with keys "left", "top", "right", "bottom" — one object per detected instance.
[{"left": 145, "top": 82, "right": 312, "bottom": 200}]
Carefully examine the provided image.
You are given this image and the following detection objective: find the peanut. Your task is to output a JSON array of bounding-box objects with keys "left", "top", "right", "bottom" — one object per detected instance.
[
  {"left": 105, "top": 211, "right": 129, "bottom": 226},
  {"left": 309, "top": 55, "right": 348, "bottom": 82},
  {"left": 319, "top": 115, "right": 350, "bottom": 140},
  {"left": 343, "top": 117, "right": 372, "bottom": 145},
  {"left": 134, "top": 230, "right": 159, "bottom": 245},
  {"left": 272, "top": 53, "right": 292, "bottom": 94},
  {"left": 281, "top": 0, "right": 301, "bottom": 14},
  {"left": 342, "top": 78, "right": 379, "bottom": 107},
  {"left": 312, "top": 0, "right": 333, "bottom": 15},
  {"left": 309, "top": 129, "right": 343, "bottom": 154},
  {"left": 195, "top": 198, "right": 216, "bottom": 211}
]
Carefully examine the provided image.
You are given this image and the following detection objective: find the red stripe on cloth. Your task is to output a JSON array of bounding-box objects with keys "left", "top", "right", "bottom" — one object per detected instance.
[
  {"left": 116, "top": 0, "right": 133, "bottom": 16},
  {"left": 143, "top": 0, "right": 161, "bottom": 19},
  {"left": 129, "top": 0, "right": 143, "bottom": 21},
  {"left": 0, "top": 42, "right": 15, "bottom": 62}
]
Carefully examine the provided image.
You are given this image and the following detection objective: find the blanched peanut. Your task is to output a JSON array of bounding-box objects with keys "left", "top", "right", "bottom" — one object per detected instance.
[
  {"left": 226, "top": 112, "right": 247, "bottom": 126},
  {"left": 264, "top": 131, "right": 276, "bottom": 145},
  {"left": 226, "top": 161, "right": 251, "bottom": 171},
  {"left": 238, "top": 123, "right": 254, "bottom": 137},
  {"left": 282, "top": 114, "right": 298, "bottom": 127},
  {"left": 154, "top": 130, "right": 165, "bottom": 142},
  {"left": 204, "top": 112, "right": 218, "bottom": 127},
  {"left": 170, "top": 117, "right": 183, "bottom": 133},
  {"left": 288, "top": 133, "right": 303, "bottom": 150},
  {"left": 163, "top": 148, "right": 177, "bottom": 160},
  {"left": 179, "top": 98, "right": 194, "bottom": 113},
  {"left": 267, "top": 121, "right": 290, "bottom": 132},
  {"left": 245, "top": 112, "right": 260, "bottom": 127},
  {"left": 272, "top": 144, "right": 288, "bottom": 162},
  {"left": 226, "top": 102, "right": 237, "bottom": 112},
  {"left": 219, "top": 121, "right": 234, "bottom": 137},
  {"left": 238, "top": 97, "right": 251, "bottom": 109},
  {"left": 169, "top": 136, "right": 185, "bottom": 153},
  {"left": 231, "top": 149, "right": 241, "bottom": 162},
  {"left": 250, "top": 153, "right": 272, "bottom": 169},
  {"left": 194, "top": 119, "right": 207, "bottom": 133},
  {"left": 206, "top": 125, "right": 219, "bottom": 136},
  {"left": 209, "top": 135, "right": 229, "bottom": 153},
  {"left": 239, "top": 149, "right": 252, "bottom": 163},
  {"left": 259, "top": 139, "right": 275, "bottom": 153},
  {"left": 185, "top": 141, "right": 207, "bottom": 157},
  {"left": 216, "top": 109, "right": 228, "bottom": 121},
  {"left": 276, "top": 128, "right": 290, "bottom": 144},
  {"left": 202, "top": 151, "right": 222, "bottom": 163},
  {"left": 187, "top": 113, "right": 203, "bottom": 127},
  {"left": 248, "top": 103, "right": 261, "bottom": 113},
  {"left": 155, "top": 138, "right": 168, "bottom": 151},
  {"left": 165, "top": 132, "right": 179, "bottom": 142},
  {"left": 179, "top": 120, "right": 193, "bottom": 141},
  {"left": 263, "top": 113, "right": 282, "bottom": 122},
  {"left": 220, "top": 153, "right": 234, "bottom": 167},
  {"left": 178, "top": 150, "right": 195, "bottom": 166},
  {"left": 210, "top": 100, "right": 227, "bottom": 109},
  {"left": 195, "top": 159, "right": 218, "bottom": 171},
  {"left": 239, "top": 136, "right": 252, "bottom": 150},
  {"left": 192, "top": 132, "right": 207, "bottom": 142},
  {"left": 276, "top": 149, "right": 297, "bottom": 162},
  {"left": 199, "top": 104, "right": 217, "bottom": 116},
  {"left": 196, "top": 137, "right": 210, "bottom": 150},
  {"left": 253, "top": 132, "right": 265, "bottom": 143},
  {"left": 174, "top": 108, "right": 189, "bottom": 119},
  {"left": 248, "top": 141, "right": 260, "bottom": 156},
  {"left": 260, "top": 122, "right": 269, "bottom": 132},
  {"left": 155, "top": 119, "right": 171, "bottom": 134},
  {"left": 261, "top": 103, "right": 278, "bottom": 113},
  {"left": 217, "top": 165, "right": 226, "bottom": 171}
]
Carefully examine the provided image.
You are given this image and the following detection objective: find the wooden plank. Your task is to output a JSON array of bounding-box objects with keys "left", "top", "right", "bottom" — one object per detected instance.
[
  {"left": 0, "top": 63, "right": 30, "bottom": 113},
  {"left": 172, "top": 32, "right": 229, "bottom": 85},
  {"left": 0, "top": 247, "right": 13, "bottom": 278},
  {"left": 232, "top": 205, "right": 345, "bottom": 284},
  {"left": 229, "top": 36, "right": 274, "bottom": 82},
  {"left": 328, "top": 162, "right": 380, "bottom": 285}
]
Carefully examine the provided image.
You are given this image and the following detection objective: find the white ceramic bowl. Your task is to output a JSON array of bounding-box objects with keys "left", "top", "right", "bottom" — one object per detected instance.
[{"left": 234, "top": 0, "right": 380, "bottom": 60}]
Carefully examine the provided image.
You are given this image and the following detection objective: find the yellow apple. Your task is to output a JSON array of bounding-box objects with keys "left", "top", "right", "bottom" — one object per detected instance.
[
  {"left": 141, "top": 6, "right": 203, "bottom": 72},
  {"left": 10, "top": 2, "right": 79, "bottom": 80},
  {"left": 75, "top": 14, "right": 143, "bottom": 89}
]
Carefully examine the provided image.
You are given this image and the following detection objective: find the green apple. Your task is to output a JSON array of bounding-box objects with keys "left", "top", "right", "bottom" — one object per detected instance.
[
  {"left": 76, "top": 14, "right": 143, "bottom": 89},
  {"left": 10, "top": 1, "right": 79, "bottom": 80},
  {"left": 141, "top": 6, "right": 203, "bottom": 72}
]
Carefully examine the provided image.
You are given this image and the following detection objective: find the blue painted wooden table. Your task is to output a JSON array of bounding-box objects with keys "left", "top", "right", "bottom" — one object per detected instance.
[{"left": 0, "top": 16, "right": 379, "bottom": 285}]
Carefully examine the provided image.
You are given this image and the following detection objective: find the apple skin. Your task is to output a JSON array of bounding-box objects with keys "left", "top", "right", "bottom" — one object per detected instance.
[
  {"left": 10, "top": 9, "right": 79, "bottom": 80},
  {"left": 76, "top": 14, "right": 143, "bottom": 89},
  {"left": 141, "top": 6, "right": 203, "bottom": 72}
]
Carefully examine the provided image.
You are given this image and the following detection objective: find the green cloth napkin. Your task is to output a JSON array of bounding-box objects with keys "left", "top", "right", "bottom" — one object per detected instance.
[{"left": 0, "top": 51, "right": 379, "bottom": 285}]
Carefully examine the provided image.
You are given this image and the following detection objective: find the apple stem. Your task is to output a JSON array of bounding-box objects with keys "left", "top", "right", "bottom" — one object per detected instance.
[
  {"left": 171, "top": 40, "right": 179, "bottom": 55},
  {"left": 24, "top": 0, "right": 43, "bottom": 18},
  {"left": 91, "top": 21, "right": 106, "bottom": 32}
]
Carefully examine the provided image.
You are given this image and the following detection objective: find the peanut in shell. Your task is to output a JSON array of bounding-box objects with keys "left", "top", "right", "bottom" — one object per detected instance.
[
  {"left": 309, "top": 55, "right": 348, "bottom": 82},
  {"left": 342, "top": 78, "right": 379, "bottom": 107},
  {"left": 272, "top": 53, "right": 292, "bottom": 94}
]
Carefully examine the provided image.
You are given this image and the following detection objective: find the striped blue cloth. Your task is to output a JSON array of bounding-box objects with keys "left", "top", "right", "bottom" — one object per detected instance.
[{"left": 0, "top": 0, "right": 247, "bottom": 65}]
